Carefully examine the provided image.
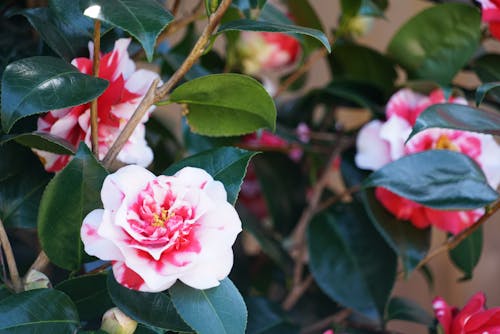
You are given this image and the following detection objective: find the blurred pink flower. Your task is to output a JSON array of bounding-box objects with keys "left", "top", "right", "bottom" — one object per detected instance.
[
  {"left": 433, "top": 292, "right": 500, "bottom": 334},
  {"left": 35, "top": 38, "right": 158, "bottom": 172},
  {"left": 81, "top": 165, "right": 242, "bottom": 292},
  {"left": 477, "top": 0, "right": 500, "bottom": 40},
  {"left": 356, "top": 89, "right": 500, "bottom": 235},
  {"left": 323, "top": 330, "right": 335, "bottom": 334}
]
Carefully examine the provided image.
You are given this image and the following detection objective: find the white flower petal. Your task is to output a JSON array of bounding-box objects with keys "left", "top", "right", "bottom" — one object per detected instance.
[
  {"left": 81, "top": 209, "right": 124, "bottom": 261},
  {"left": 379, "top": 116, "right": 412, "bottom": 161},
  {"left": 355, "top": 120, "right": 392, "bottom": 170}
]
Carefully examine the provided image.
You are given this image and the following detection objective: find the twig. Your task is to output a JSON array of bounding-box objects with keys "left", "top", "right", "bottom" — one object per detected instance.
[
  {"left": 90, "top": 19, "right": 101, "bottom": 157},
  {"left": 0, "top": 219, "right": 22, "bottom": 292},
  {"left": 170, "top": 0, "right": 181, "bottom": 15},
  {"left": 87, "top": 261, "right": 112, "bottom": 275},
  {"left": 282, "top": 274, "right": 313, "bottom": 310},
  {"left": 29, "top": 251, "right": 50, "bottom": 274},
  {"left": 301, "top": 309, "right": 352, "bottom": 334},
  {"left": 102, "top": 0, "right": 232, "bottom": 169},
  {"left": 315, "top": 185, "right": 361, "bottom": 213},
  {"left": 398, "top": 200, "right": 500, "bottom": 279}
]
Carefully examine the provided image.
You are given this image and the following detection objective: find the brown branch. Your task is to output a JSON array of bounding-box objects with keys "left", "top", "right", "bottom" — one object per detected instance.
[
  {"left": 102, "top": 0, "right": 232, "bottom": 169},
  {"left": 170, "top": 0, "right": 181, "bottom": 15},
  {"left": 315, "top": 185, "right": 361, "bottom": 213},
  {"left": 282, "top": 274, "right": 313, "bottom": 310},
  {"left": 87, "top": 261, "right": 112, "bottom": 275},
  {"left": 301, "top": 309, "right": 352, "bottom": 334},
  {"left": 29, "top": 251, "right": 50, "bottom": 274},
  {"left": 399, "top": 200, "right": 500, "bottom": 279},
  {"left": 90, "top": 19, "right": 101, "bottom": 157},
  {"left": 0, "top": 219, "right": 22, "bottom": 292}
]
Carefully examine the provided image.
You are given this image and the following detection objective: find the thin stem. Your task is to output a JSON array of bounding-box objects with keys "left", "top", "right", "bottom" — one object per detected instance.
[
  {"left": 29, "top": 251, "right": 50, "bottom": 274},
  {"left": 90, "top": 19, "right": 101, "bottom": 157},
  {"left": 301, "top": 309, "right": 352, "bottom": 334},
  {"left": 0, "top": 219, "right": 22, "bottom": 292},
  {"left": 170, "top": 0, "right": 181, "bottom": 15},
  {"left": 87, "top": 261, "right": 112, "bottom": 275},
  {"left": 102, "top": 0, "right": 233, "bottom": 168},
  {"left": 282, "top": 274, "right": 313, "bottom": 310}
]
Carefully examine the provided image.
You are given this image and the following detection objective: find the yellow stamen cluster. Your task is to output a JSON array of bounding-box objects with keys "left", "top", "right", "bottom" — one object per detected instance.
[
  {"left": 435, "top": 135, "right": 460, "bottom": 152},
  {"left": 152, "top": 208, "right": 175, "bottom": 228}
]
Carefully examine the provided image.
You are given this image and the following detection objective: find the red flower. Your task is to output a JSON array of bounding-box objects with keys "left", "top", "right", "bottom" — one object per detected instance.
[
  {"left": 478, "top": 0, "right": 500, "bottom": 40},
  {"left": 433, "top": 292, "right": 500, "bottom": 334}
]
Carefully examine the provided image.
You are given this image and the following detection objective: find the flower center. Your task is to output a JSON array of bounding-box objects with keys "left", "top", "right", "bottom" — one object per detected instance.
[
  {"left": 435, "top": 134, "right": 460, "bottom": 152},
  {"left": 151, "top": 208, "right": 175, "bottom": 228}
]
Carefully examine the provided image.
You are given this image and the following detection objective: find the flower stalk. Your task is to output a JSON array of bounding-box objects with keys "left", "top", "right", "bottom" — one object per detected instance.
[
  {"left": 90, "top": 19, "right": 101, "bottom": 157},
  {"left": 0, "top": 219, "right": 22, "bottom": 292}
]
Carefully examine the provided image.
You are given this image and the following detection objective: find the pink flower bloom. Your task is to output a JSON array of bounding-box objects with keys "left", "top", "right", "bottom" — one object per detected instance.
[
  {"left": 323, "top": 330, "right": 335, "bottom": 334},
  {"left": 81, "top": 165, "right": 242, "bottom": 292},
  {"left": 433, "top": 292, "right": 500, "bottom": 334},
  {"left": 477, "top": 0, "right": 500, "bottom": 40},
  {"left": 356, "top": 89, "right": 500, "bottom": 235},
  {"left": 237, "top": 31, "right": 301, "bottom": 75},
  {"left": 34, "top": 38, "right": 158, "bottom": 172}
]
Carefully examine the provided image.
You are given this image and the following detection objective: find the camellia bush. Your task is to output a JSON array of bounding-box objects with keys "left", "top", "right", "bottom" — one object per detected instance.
[{"left": 1, "top": 0, "right": 500, "bottom": 333}]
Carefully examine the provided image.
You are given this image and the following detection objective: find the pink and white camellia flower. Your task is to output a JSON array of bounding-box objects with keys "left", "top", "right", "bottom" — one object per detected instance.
[
  {"left": 81, "top": 165, "right": 242, "bottom": 292},
  {"left": 433, "top": 292, "right": 500, "bottom": 334},
  {"left": 34, "top": 38, "right": 158, "bottom": 172},
  {"left": 477, "top": 0, "right": 500, "bottom": 41},
  {"left": 356, "top": 88, "right": 500, "bottom": 235},
  {"left": 237, "top": 31, "right": 301, "bottom": 76}
]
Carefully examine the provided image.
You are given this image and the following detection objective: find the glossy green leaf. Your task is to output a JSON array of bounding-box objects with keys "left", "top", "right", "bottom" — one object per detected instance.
[
  {"left": 328, "top": 44, "right": 397, "bottom": 96},
  {"left": 169, "top": 278, "right": 247, "bottom": 334},
  {"left": 246, "top": 297, "right": 298, "bottom": 334},
  {"left": 361, "top": 189, "right": 430, "bottom": 274},
  {"left": 0, "top": 142, "right": 51, "bottom": 229},
  {"left": 170, "top": 74, "right": 276, "bottom": 137},
  {"left": 1, "top": 56, "right": 108, "bottom": 133},
  {"left": 1, "top": 131, "right": 76, "bottom": 155},
  {"left": 473, "top": 54, "right": 500, "bottom": 82},
  {"left": 107, "top": 274, "right": 192, "bottom": 332},
  {"left": 282, "top": 0, "right": 323, "bottom": 31},
  {"left": 363, "top": 150, "right": 499, "bottom": 209},
  {"left": 341, "top": 0, "right": 362, "bottom": 17},
  {"left": 318, "top": 80, "right": 385, "bottom": 113},
  {"left": 38, "top": 143, "right": 108, "bottom": 270},
  {"left": 20, "top": 0, "right": 105, "bottom": 60},
  {"left": 476, "top": 82, "right": 500, "bottom": 106},
  {"left": 218, "top": 19, "right": 331, "bottom": 53},
  {"left": 408, "top": 104, "right": 500, "bottom": 139},
  {"left": 307, "top": 205, "right": 397, "bottom": 321},
  {"left": 80, "top": 0, "right": 173, "bottom": 61},
  {"left": 0, "top": 289, "right": 79, "bottom": 333},
  {"left": 56, "top": 273, "right": 113, "bottom": 320},
  {"left": 164, "top": 147, "right": 257, "bottom": 205},
  {"left": 0, "top": 286, "right": 12, "bottom": 301},
  {"left": 388, "top": 3, "right": 481, "bottom": 84},
  {"left": 385, "top": 297, "right": 434, "bottom": 326},
  {"left": 449, "top": 226, "right": 483, "bottom": 281}
]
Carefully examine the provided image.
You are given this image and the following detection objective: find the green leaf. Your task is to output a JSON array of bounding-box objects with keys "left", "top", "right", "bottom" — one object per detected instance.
[
  {"left": 164, "top": 147, "right": 257, "bottom": 205},
  {"left": 341, "top": 0, "right": 362, "bottom": 17},
  {"left": 361, "top": 189, "right": 431, "bottom": 274},
  {"left": 0, "top": 286, "right": 12, "bottom": 301},
  {"left": 170, "top": 74, "right": 276, "bottom": 137},
  {"left": 20, "top": 0, "right": 106, "bottom": 60},
  {"left": 169, "top": 278, "right": 247, "bottom": 334},
  {"left": 408, "top": 103, "right": 500, "bottom": 139},
  {"left": 218, "top": 19, "right": 331, "bottom": 53},
  {"left": 246, "top": 297, "right": 298, "bottom": 334},
  {"left": 387, "top": 3, "right": 481, "bottom": 84},
  {"left": 328, "top": 44, "right": 397, "bottom": 97},
  {"left": 0, "top": 142, "right": 51, "bottom": 229},
  {"left": 1, "top": 132, "right": 76, "bottom": 155},
  {"left": 0, "top": 289, "right": 79, "bottom": 333},
  {"left": 449, "top": 226, "right": 483, "bottom": 281},
  {"left": 385, "top": 297, "right": 434, "bottom": 327},
  {"left": 476, "top": 82, "right": 500, "bottom": 106},
  {"left": 38, "top": 143, "right": 108, "bottom": 271},
  {"left": 307, "top": 205, "right": 397, "bottom": 321},
  {"left": 107, "top": 274, "right": 192, "bottom": 332},
  {"left": 473, "top": 54, "right": 500, "bottom": 82},
  {"left": 80, "top": 0, "right": 174, "bottom": 61},
  {"left": 363, "top": 150, "right": 499, "bottom": 209},
  {"left": 317, "top": 80, "right": 385, "bottom": 113},
  {"left": 56, "top": 273, "right": 113, "bottom": 321},
  {"left": 282, "top": 0, "right": 323, "bottom": 31},
  {"left": 1, "top": 56, "right": 108, "bottom": 133}
]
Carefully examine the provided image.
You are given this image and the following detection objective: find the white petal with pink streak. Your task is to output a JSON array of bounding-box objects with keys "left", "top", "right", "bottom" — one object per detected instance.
[
  {"left": 81, "top": 209, "right": 125, "bottom": 261},
  {"left": 355, "top": 120, "right": 392, "bottom": 170}
]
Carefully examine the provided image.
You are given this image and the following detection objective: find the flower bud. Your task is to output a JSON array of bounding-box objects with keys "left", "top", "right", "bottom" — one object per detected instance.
[
  {"left": 23, "top": 270, "right": 51, "bottom": 291},
  {"left": 101, "top": 307, "right": 137, "bottom": 334}
]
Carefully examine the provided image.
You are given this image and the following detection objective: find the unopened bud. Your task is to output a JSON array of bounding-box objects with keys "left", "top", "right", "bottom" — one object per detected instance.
[
  {"left": 101, "top": 307, "right": 137, "bottom": 334},
  {"left": 23, "top": 270, "right": 51, "bottom": 290}
]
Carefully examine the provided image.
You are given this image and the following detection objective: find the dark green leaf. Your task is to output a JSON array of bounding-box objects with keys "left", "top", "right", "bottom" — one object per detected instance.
[
  {"left": 0, "top": 286, "right": 12, "bottom": 301},
  {"left": 341, "top": 0, "right": 362, "bottom": 17},
  {"left": 56, "top": 273, "right": 113, "bottom": 320},
  {"left": 363, "top": 150, "right": 499, "bottom": 209},
  {"left": 0, "top": 142, "right": 51, "bottom": 229},
  {"left": 80, "top": 0, "right": 174, "bottom": 61},
  {"left": 319, "top": 80, "right": 385, "bottom": 112},
  {"left": 409, "top": 104, "right": 500, "bottom": 139},
  {"left": 329, "top": 44, "right": 397, "bottom": 97},
  {"left": 1, "top": 132, "right": 76, "bottom": 155},
  {"left": 307, "top": 204, "right": 397, "bottom": 321},
  {"left": 218, "top": 19, "right": 331, "bottom": 53},
  {"left": 107, "top": 274, "right": 192, "bottom": 332},
  {"left": 169, "top": 74, "right": 276, "bottom": 137},
  {"left": 38, "top": 143, "right": 108, "bottom": 270},
  {"left": 473, "top": 54, "right": 500, "bottom": 82},
  {"left": 476, "top": 82, "right": 500, "bottom": 106},
  {"left": 361, "top": 189, "right": 430, "bottom": 274},
  {"left": 1, "top": 56, "right": 108, "bottom": 133},
  {"left": 0, "top": 289, "right": 79, "bottom": 333},
  {"left": 246, "top": 297, "right": 298, "bottom": 334},
  {"left": 135, "top": 324, "right": 165, "bottom": 334},
  {"left": 282, "top": 0, "right": 323, "bottom": 31},
  {"left": 169, "top": 278, "right": 247, "bottom": 334},
  {"left": 385, "top": 297, "right": 434, "bottom": 326},
  {"left": 164, "top": 147, "right": 257, "bottom": 205},
  {"left": 449, "top": 226, "right": 483, "bottom": 281},
  {"left": 388, "top": 3, "right": 481, "bottom": 84},
  {"left": 359, "top": 0, "right": 388, "bottom": 17}
]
